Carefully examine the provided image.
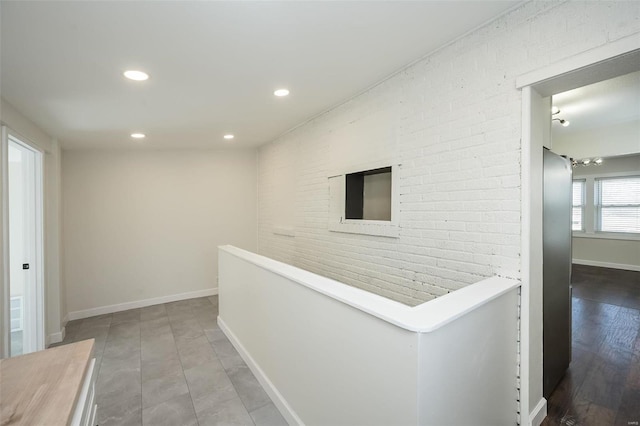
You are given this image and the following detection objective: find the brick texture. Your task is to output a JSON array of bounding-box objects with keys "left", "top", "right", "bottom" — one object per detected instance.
[{"left": 258, "top": 1, "right": 640, "bottom": 306}]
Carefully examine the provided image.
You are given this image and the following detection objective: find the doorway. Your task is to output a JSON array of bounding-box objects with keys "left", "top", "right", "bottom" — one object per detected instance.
[
  {"left": 2, "top": 130, "right": 45, "bottom": 357},
  {"left": 519, "top": 42, "right": 640, "bottom": 425},
  {"left": 544, "top": 73, "right": 640, "bottom": 424}
]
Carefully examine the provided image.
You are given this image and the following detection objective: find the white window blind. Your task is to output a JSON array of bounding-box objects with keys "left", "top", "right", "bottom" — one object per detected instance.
[
  {"left": 572, "top": 180, "right": 585, "bottom": 231},
  {"left": 596, "top": 176, "right": 640, "bottom": 233}
]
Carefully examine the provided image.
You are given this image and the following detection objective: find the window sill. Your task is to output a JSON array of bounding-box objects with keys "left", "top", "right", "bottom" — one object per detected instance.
[
  {"left": 273, "top": 226, "right": 295, "bottom": 237},
  {"left": 572, "top": 232, "right": 640, "bottom": 242},
  {"left": 329, "top": 221, "right": 399, "bottom": 238}
]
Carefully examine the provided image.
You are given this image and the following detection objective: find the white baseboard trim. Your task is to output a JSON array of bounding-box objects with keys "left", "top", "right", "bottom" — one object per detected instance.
[
  {"left": 68, "top": 288, "right": 218, "bottom": 321},
  {"left": 47, "top": 327, "right": 65, "bottom": 347},
  {"left": 218, "top": 316, "right": 302, "bottom": 426},
  {"left": 530, "top": 398, "right": 547, "bottom": 426},
  {"left": 573, "top": 258, "right": 640, "bottom": 272},
  {"left": 62, "top": 313, "right": 69, "bottom": 327}
]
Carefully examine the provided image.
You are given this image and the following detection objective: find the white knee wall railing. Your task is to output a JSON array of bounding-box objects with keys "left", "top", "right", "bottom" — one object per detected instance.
[{"left": 218, "top": 245, "right": 520, "bottom": 426}]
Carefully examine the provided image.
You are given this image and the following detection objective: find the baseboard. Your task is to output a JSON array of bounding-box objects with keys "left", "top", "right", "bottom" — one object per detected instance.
[
  {"left": 47, "top": 327, "right": 65, "bottom": 347},
  {"left": 530, "top": 398, "right": 547, "bottom": 426},
  {"left": 68, "top": 288, "right": 218, "bottom": 321},
  {"left": 573, "top": 258, "right": 640, "bottom": 272},
  {"left": 218, "top": 316, "right": 302, "bottom": 426},
  {"left": 62, "top": 313, "right": 69, "bottom": 327}
]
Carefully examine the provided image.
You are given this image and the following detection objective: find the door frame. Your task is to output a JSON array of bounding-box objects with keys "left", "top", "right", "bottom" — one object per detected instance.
[
  {"left": 517, "top": 36, "right": 640, "bottom": 425},
  {"left": 1, "top": 126, "right": 45, "bottom": 357}
]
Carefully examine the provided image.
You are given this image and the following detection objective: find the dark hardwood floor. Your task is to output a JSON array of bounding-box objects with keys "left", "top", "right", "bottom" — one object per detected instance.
[{"left": 543, "top": 264, "right": 640, "bottom": 426}]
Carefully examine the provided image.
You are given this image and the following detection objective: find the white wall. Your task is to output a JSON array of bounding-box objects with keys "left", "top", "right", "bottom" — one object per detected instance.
[
  {"left": 62, "top": 148, "right": 257, "bottom": 316},
  {"left": 0, "top": 98, "right": 64, "bottom": 353},
  {"left": 572, "top": 154, "right": 640, "bottom": 271}
]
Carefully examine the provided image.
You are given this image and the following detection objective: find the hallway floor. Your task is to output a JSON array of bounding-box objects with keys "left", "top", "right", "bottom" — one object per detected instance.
[
  {"left": 53, "top": 295, "right": 287, "bottom": 426},
  {"left": 543, "top": 265, "right": 640, "bottom": 426}
]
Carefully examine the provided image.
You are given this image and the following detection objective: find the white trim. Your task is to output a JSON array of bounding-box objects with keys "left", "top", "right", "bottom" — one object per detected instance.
[
  {"left": 328, "top": 163, "right": 401, "bottom": 238},
  {"left": 328, "top": 158, "right": 395, "bottom": 180},
  {"left": 62, "top": 313, "right": 69, "bottom": 327},
  {"left": 516, "top": 34, "right": 640, "bottom": 89},
  {"left": 519, "top": 86, "right": 533, "bottom": 425},
  {"left": 573, "top": 232, "right": 640, "bottom": 242},
  {"left": 67, "top": 288, "right": 218, "bottom": 321},
  {"left": 272, "top": 226, "right": 295, "bottom": 237},
  {"left": 218, "top": 316, "right": 302, "bottom": 426},
  {"left": 529, "top": 398, "right": 547, "bottom": 426},
  {"left": 519, "top": 41, "right": 640, "bottom": 426},
  {"left": 328, "top": 221, "right": 400, "bottom": 238},
  {"left": 576, "top": 170, "right": 640, "bottom": 179},
  {"left": 34, "top": 143, "right": 45, "bottom": 352},
  {"left": 1, "top": 126, "right": 9, "bottom": 358},
  {"left": 71, "top": 357, "right": 96, "bottom": 426},
  {"left": 573, "top": 259, "right": 640, "bottom": 272},
  {"left": 46, "top": 327, "right": 65, "bottom": 346}
]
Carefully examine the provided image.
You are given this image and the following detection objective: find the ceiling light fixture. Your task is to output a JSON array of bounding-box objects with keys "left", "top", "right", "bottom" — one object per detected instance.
[
  {"left": 131, "top": 133, "right": 146, "bottom": 139},
  {"left": 274, "top": 89, "right": 290, "bottom": 97},
  {"left": 123, "top": 70, "right": 149, "bottom": 81},
  {"left": 572, "top": 157, "right": 603, "bottom": 168},
  {"left": 223, "top": 134, "right": 234, "bottom": 140},
  {"left": 552, "top": 118, "right": 570, "bottom": 127}
]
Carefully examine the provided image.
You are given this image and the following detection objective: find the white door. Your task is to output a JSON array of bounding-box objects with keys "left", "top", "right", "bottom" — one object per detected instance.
[{"left": 6, "top": 134, "right": 44, "bottom": 356}]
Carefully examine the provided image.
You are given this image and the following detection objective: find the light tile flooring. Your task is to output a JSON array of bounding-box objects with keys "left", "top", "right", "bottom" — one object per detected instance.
[{"left": 53, "top": 296, "right": 287, "bottom": 426}]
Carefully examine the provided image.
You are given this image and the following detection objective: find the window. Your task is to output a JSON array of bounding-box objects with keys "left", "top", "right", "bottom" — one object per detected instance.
[
  {"left": 596, "top": 176, "right": 640, "bottom": 234},
  {"left": 345, "top": 167, "right": 392, "bottom": 221},
  {"left": 572, "top": 180, "right": 585, "bottom": 231},
  {"left": 10, "top": 296, "right": 23, "bottom": 332},
  {"left": 328, "top": 164, "right": 399, "bottom": 238}
]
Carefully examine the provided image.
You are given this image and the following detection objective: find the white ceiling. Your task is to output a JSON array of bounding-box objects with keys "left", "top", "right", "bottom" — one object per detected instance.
[
  {"left": 551, "top": 70, "right": 640, "bottom": 136},
  {"left": 1, "top": 1, "right": 520, "bottom": 150}
]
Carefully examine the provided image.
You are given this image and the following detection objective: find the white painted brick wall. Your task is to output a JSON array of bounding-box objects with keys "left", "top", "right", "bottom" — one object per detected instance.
[{"left": 258, "top": 1, "right": 640, "bottom": 306}]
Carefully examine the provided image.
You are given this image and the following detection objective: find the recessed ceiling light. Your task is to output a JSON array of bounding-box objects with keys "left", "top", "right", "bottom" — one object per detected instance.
[
  {"left": 131, "top": 133, "right": 146, "bottom": 139},
  {"left": 223, "top": 134, "right": 234, "bottom": 140},
  {"left": 123, "top": 70, "right": 149, "bottom": 81},
  {"left": 274, "top": 89, "right": 290, "bottom": 97}
]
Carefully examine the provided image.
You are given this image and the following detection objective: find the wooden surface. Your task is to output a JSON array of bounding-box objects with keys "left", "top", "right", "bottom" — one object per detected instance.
[
  {"left": 0, "top": 339, "right": 94, "bottom": 426},
  {"left": 543, "top": 265, "right": 640, "bottom": 426}
]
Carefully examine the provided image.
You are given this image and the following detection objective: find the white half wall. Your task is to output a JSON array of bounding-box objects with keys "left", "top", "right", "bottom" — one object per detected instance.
[
  {"left": 219, "top": 245, "right": 520, "bottom": 425},
  {"left": 62, "top": 148, "right": 257, "bottom": 314}
]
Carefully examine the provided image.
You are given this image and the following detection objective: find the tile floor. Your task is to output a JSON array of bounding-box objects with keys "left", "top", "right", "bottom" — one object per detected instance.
[{"left": 54, "top": 295, "right": 287, "bottom": 426}]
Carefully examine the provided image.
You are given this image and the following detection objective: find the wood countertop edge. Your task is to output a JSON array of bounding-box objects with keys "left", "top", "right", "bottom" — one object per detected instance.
[
  {"left": 0, "top": 339, "right": 95, "bottom": 426},
  {"left": 63, "top": 339, "right": 95, "bottom": 426}
]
